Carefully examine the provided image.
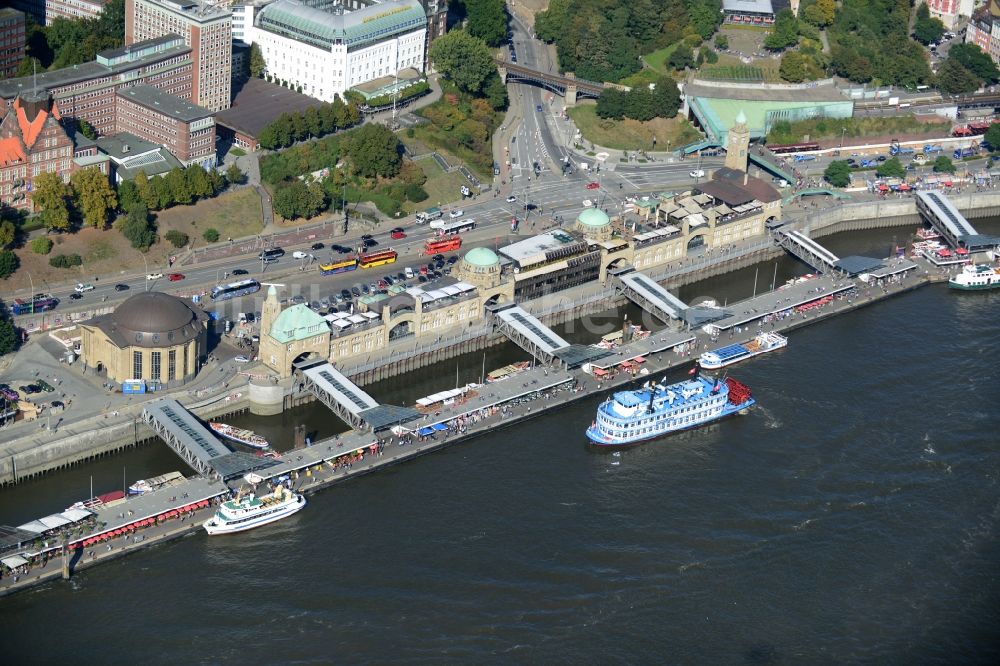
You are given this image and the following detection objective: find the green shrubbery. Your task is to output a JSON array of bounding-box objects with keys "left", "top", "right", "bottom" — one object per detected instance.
[{"left": 49, "top": 253, "right": 83, "bottom": 268}]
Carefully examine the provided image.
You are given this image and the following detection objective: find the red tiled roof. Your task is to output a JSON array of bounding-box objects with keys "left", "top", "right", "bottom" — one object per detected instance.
[
  {"left": 13, "top": 97, "right": 61, "bottom": 149},
  {"left": 0, "top": 137, "right": 26, "bottom": 167}
]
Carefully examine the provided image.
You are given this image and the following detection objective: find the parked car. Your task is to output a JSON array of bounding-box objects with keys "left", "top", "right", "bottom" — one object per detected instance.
[
  {"left": 506, "top": 195, "right": 517, "bottom": 203},
  {"left": 448, "top": 209, "right": 464, "bottom": 219},
  {"left": 585, "top": 182, "right": 600, "bottom": 190},
  {"left": 69, "top": 293, "right": 83, "bottom": 300},
  {"left": 447, "top": 256, "right": 458, "bottom": 264},
  {"left": 167, "top": 273, "right": 185, "bottom": 281},
  {"left": 74, "top": 283, "right": 94, "bottom": 293},
  {"left": 390, "top": 227, "right": 406, "bottom": 239},
  {"left": 20, "top": 385, "right": 40, "bottom": 395},
  {"left": 35, "top": 380, "right": 55, "bottom": 392},
  {"left": 432, "top": 254, "right": 444, "bottom": 261},
  {"left": 114, "top": 283, "right": 130, "bottom": 291},
  {"left": 232, "top": 268, "right": 249, "bottom": 275},
  {"left": 311, "top": 242, "right": 325, "bottom": 250},
  {"left": 234, "top": 355, "right": 251, "bottom": 363},
  {"left": 582, "top": 199, "right": 594, "bottom": 208},
  {"left": 146, "top": 272, "right": 163, "bottom": 280}
]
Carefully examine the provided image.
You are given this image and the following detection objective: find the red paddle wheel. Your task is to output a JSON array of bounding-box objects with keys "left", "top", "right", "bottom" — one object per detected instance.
[{"left": 725, "top": 378, "right": 753, "bottom": 405}]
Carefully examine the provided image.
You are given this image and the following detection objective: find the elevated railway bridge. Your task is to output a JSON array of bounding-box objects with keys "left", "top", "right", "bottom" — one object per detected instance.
[{"left": 495, "top": 59, "right": 625, "bottom": 105}]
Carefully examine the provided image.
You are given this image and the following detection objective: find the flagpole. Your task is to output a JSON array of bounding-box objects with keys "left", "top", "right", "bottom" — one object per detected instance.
[
  {"left": 771, "top": 262, "right": 778, "bottom": 291},
  {"left": 752, "top": 266, "right": 758, "bottom": 299}
]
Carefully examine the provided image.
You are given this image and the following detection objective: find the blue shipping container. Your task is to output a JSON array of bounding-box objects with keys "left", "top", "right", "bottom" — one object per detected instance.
[{"left": 122, "top": 380, "right": 146, "bottom": 394}]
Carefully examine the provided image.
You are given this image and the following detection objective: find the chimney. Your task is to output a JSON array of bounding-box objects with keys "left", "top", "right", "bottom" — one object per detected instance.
[{"left": 122, "top": 143, "right": 130, "bottom": 153}]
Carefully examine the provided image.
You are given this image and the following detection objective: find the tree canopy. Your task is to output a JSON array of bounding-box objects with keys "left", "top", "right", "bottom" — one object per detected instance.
[
  {"left": 464, "top": 0, "right": 507, "bottom": 47},
  {"left": 71, "top": 167, "right": 117, "bottom": 228},
  {"left": 32, "top": 172, "right": 72, "bottom": 232},
  {"left": 876, "top": 156, "right": 906, "bottom": 178},
  {"left": 429, "top": 30, "right": 497, "bottom": 96},
  {"left": 765, "top": 9, "right": 800, "bottom": 51},
  {"left": 23, "top": 0, "right": 124, "bottom": 71},
  {"left": 948, "top": 43, "right": 1000, "bottom": 85},
  {"left": 828, "top": 0, "right": 932, "bottom": 87},
  {"left": 596, "top": 79, "right": 681, "bottom": 121},
  {"left": 343, "top": 123, "right": 403, "bottom": 179},
  {"left": 912, "top": 3, "right": 946, "bottom": 46},
  {"left": 933, "top": 155, "right": 956, "bottom": 173},
  {"left": 824, "top": 160, "right": 853, "bottom": 187},
  {"left": 0, "top": 314, "right": 17, "bottom": 356}
]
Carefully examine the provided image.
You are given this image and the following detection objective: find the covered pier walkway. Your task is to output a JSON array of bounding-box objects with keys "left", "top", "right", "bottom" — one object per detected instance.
[
  {"left": 915, "top": 191, "right": 999, "bottom": 251},
  {"left": 773, "top": 229, "right": 840, "bottom": 273},
  {"left": 295, "top": 359, "right": 421, "bottom": 432},
  {"left": 610, "top": 267, "right": 688, "bottom": 322}
]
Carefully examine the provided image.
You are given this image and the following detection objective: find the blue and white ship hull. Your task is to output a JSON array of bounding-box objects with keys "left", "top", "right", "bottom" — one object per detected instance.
[{"left": 586, "top": 375, "right": 755, "bottom": 446}]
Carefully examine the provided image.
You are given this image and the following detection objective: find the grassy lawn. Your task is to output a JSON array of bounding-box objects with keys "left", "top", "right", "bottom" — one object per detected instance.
[
  {"left": 568, "top": 104, "right": 702, "bottom": 151},
  {"left": 400, "top": 158, "right": 468, "bottom": 214},
  {"left": 766, "top": 116, "right": 953, "bottom": 144},
  {"left": 705, "top": 53, "right": 780, "bottom": 82},
  {"left": 155, "top": 188, "right": 263, "bottom": 241},
  {"left": 642, "top": 44, "right": 680, "bottom": 76}
]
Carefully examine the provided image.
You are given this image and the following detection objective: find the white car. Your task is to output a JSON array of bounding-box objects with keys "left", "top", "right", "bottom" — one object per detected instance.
[
  {"left": 292, "top": 250, "right": 308, "bottom": 259},
  {"left": 234, "top": 355, "right": 251, "bottom": 363},
  {"left": 448, "top": 209, "right": 464, "bottom": 219},
  {"left": 689, "top": 169, "right": 705, "bottom": 178},
  {"left": 582, "top": 199, "right": 594, "bottom": 208},
  {"left": 74, "top": 283, "right": 94, "bottom": 293},
  {"left": 146, "top": 273, "right": 163, "bottom": 281},
  {"left": 506, "top": 195, "right": 517, "bottom": 203}
]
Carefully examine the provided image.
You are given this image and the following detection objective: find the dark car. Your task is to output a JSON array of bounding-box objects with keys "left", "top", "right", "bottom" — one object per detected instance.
[
  {"left": 351, "top": 287, "right": 361, "bottom": 297},
  {"left": 396, "top": 272, "right": 406, "bottom": 281},
  {"left": 334, "top": 245, "right": 352, "bottom": 254},
  {"left": 383, "top": 275, "right": 395, "bottom": 285},
  {"left": 20, "top": 385, "right": 40, "bottom": 395},
  {"left": 362, "top": 238, "right": 378, "bottom": 248},
  {"left": 876, "top": 155, "right": 887, "bottom": 162},
  {"left": 536, "top": 104, "right": 543, "bottom": 113},
  {"left": 433, "top": 270, "right": 443, "bottom": 279},
  {"left": 311, "top": 242, "right": 325, "bottom": 250},
  {"left": 35, "top": 380, "right": 55, "bottom": 392},
  {"left": 114, "top": 283, "right": 130, "bottom": 291},
  {"left": 447, "top": 256, "right": 458, "bottom": 265},
  {"left": 418, "top": 275, "right": 427, "bottom": 283},
  {"left": 232, "top": 268, "right": 249, "bottom": 275},
  {"left": 361, "top": 234, "right": 373, "bottom": 240},
  {"left": 432, "top": 254, "right": 444, "bottom": 261},
  {"left": 69, "top": 293, "right": 83, "bottom": 300}
]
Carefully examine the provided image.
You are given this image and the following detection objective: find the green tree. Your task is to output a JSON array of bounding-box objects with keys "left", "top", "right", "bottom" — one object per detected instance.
[
  {"left": 206, "top": 168, "right": 225, "bottom": 194},
  {"left": 534, "top": 0, "right": 568, "bottom": 43},
  {"left": 688, "top": 0, "right": 723, "bottom": 40},
  {"left": 32, "top": 172, "right": 72, "bottom": 232},
  {"left": 875, "top": 156, "right": 906, "bottom": 178},
  {"left": 824, "top": 160, "right": 853, "bottom": 187},
  {"left": 623, "top": 88, "right": 655, "bottom": 121},
  {"left": 117, "top": 179, "right": 142, "bottom": 213},
  {"left": 913, "top": 5, "right": 946, "bottom": 46},
  {"left": 985, "top": 123, "right": 1000, "bottom": 150},
  {"left": 0, "top": 220, "right": 14, "bottom": 248},
  {"left": 31, "top": 237, "right": 53, "bottom": 254},
  {"left": 203, "top": 228, "right": 220, "bottom": 243},
  {"left": 344, "top": 123, "right": 402, "bottom": 179},
  {"left": 49, "top": 253, "right": 82, "bottom": 268},
  {"left": 225, "top": 163, "right": 245, "bottom": 186},
  {"left": 596, "top": 88, "right": 627, "bottom": 119},
  {"left": 669, "top": 43, "right": 694, "bottom": 70},
  {"left": 78, "top": 119, "right": 98, "bottom": 140},
  {"left": 936, "top": 57, "right": 981, "bottom": 95},
  {"left": 483, "top": 74, "right": 508, "bottom": 110},
  {"left": 133, "top": 171, "right": 160, "bottom": 210},
  {"left": 184, "top": 165, "right": 213, "bottom": 199},
  {"left": 15, "top": 56, "right": 42, "bottom": 78},
  {"left": 650, "top": 78, "right": 681, "bottom": 119},
  {"left": 714, "top": 34, "right": 729, "bottom": 50},
  {"left": 949, "top": 43, "right": 1000, "bottom": 84},
  {"left": 249, "top": 42, "right": 266, "bottom": 78},
  {"left": 429, "top": 30, "right": 496, "bottom": 96},
  {"left": 765, "top": 9, "right": 799, "bottom": 51},
  {"left": 165, "top": 167, "right": 192, "bottom": 205},
  {"left": 164, "top": 230, "right": 189, "bottom": 248},
  {"left": 779, "top": 51, "right": 822, "bottom": 82},
  {"left": 70, "top": 167, "right": 117, "bottom": 228},
  {"left": 0, "top": 250, "right": 18, "bottom": 279},
  {"left": 119, "top": 204, "right": 155, "bottom": 250},
  {"left": 933, "top": 155, "right": 956, "bottom": 172},
  {"left": 0, "top": 316, "right": 17, "bottom": 356},
  {"left": 465, "top": 0, "right": 507, "bottom": 47}
]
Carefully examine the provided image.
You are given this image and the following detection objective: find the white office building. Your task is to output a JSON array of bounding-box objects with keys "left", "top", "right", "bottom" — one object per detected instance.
[{"left": 252, "top": 0, "right": 426, "bottom": 102}]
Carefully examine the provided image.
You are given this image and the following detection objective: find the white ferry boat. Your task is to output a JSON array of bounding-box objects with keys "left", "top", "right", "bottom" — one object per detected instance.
[
  {"left": 949, "top": 263, "right": 1000, "bottom": 290},
  {"left": 203, "top": 483, "right": 306, "bottom": 535},
  {"left": 699, "top": 332, "right": 788, "bottom": 370},
  {"left": 586, "top": 372, "right": 755, "bottom": 446},
  {"left": 210, "top": 422, "right": 269, "bottom": 449},
  {"left": 127, "top": 471, "right": 185, "bottom": 496}
]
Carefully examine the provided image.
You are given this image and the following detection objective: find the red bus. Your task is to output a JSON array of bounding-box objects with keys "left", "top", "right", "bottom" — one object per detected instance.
[
  {"left": 359, "top": 249, "right": 397, "bottom": 268},
  {"left": 767, "top": 142, "right": 821, "bottom": 154},
  {"left": 424, "top": 236, "right": 462, "bottom": 255}
]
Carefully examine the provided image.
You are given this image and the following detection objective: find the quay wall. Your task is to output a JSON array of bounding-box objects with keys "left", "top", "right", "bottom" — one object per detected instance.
[{"left": 2, "top": 192, "right": 996, "bottom": 484}]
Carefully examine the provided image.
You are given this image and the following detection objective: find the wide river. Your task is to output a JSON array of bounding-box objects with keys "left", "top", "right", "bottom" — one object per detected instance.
[{"left": 1, "top": 224, "right": 999, "bottom": 664}]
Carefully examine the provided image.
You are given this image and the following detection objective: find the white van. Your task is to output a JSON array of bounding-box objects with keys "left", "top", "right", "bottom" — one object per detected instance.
[{"left": 404, "top": 266, "right": 414, "bottom": 279}]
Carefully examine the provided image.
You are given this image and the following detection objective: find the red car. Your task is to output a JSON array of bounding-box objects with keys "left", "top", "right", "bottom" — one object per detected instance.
[
  {"left": 390, "top": 227, "right": 406, "bottom": 239},
  {"left": 167, "top": 273, "right": 185, "bottom": 281},
  {"left": 585, "top": 182, "right": 600, "bottom": 190}
]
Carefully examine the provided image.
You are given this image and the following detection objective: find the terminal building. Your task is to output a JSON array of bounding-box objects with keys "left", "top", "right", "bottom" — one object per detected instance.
[
  {"left": 80, "top": 292, "right": 210, "bottom": 389},
  {"left": 251, "top": 0, "right": 427, "bottom": 102},
  {"left": 721, "top": 0, "right": 775, "bottom": 26}
]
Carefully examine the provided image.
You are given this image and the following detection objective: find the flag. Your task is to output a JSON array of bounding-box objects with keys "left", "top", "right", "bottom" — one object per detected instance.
[{"left": 688, "top": 366, "right": 697, "bottom": 375}]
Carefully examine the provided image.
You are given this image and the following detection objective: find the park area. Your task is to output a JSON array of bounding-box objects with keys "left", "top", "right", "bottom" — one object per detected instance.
[
  {"left": 5, "top": 189, "right": 263, "bottom": 291},
  {"left": 567, "top": 104, "right": 702, "bottom": 152},
  {"left": 766, "top": 115, "right": 953, "bottom": 145}
]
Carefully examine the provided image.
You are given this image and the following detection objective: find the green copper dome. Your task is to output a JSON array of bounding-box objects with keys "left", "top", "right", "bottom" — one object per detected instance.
[
  {"left": 464, "top": 247, "right": 500, "bottom": 267},
  {"left": 577, "top": 208, "right": 610, "bottom": 227}
]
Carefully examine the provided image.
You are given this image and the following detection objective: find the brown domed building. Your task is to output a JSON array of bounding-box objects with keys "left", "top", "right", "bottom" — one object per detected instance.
[{"left": 79, "top": 291, "right": 209, "bottom": 388}]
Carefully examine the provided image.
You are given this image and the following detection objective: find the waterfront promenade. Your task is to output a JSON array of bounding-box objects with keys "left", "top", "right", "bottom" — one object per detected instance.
[{"left": 0, "top": 253, "right": 945, "bottom": 598}]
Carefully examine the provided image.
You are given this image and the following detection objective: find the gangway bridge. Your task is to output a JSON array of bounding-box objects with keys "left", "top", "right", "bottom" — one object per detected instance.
[
  {"left": 773, "top": 229, "right": 840, "bottom": 273},
  {"left": 141, "top": 398, "right": 281, "bottom": 481},
  {"left": 609, "top": 266, "right": 688, "bottom": 323},
  {"left": 915, "top": 191, "right": 1000, "bottom": 252},
  {"left": 294, "top": 359, "right": 421, "bottom": 432},
  {"left": 486, "top": 303, "right": 610, "bottom": 368}
]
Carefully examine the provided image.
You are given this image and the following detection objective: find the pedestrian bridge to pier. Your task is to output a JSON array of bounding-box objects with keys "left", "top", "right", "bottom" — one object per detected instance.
[
  {"left": 486, "top": 303, "right": 571, "bottom": 364},
  {"left": 295, "top": 359, "right": 422, "bottom": 432},
  {"left": 915, "top": 191, "right": 1000, "bottom": 251},
  {"left": 773, "top": 229, "right": 840, "bottom": 272},
  {"left": 141, "top": 399, "right": 280, "bottom": 480},
  {"left": 609, "top": 267, "right": 688, "bottom": 322}
]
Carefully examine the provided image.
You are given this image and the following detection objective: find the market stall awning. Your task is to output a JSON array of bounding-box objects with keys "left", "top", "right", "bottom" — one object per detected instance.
[{"left": 2, "top": 555, "right": 28, "bottom": 569}]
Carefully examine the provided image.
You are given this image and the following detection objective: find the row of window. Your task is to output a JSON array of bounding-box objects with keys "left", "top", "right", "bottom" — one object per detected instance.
[{"left": 132, "top": 348, "right": 185, "bottom": 382}]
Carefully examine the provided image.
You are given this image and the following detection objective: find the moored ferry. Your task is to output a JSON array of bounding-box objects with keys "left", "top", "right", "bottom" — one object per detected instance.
[
  {"left": 585, "top": 373, "right": 755, "bottom": 446},
  {"left": 949, "top": 263, "right": 1000, "bottom": 290},
  {"left": 127, "top": 471, "right": 185, "bottom": 495},
  {"left": 203, "top": 483, "right": 306, "bottom": 535},
  {"left": 699, "top": 332, "right": 788, "bottom": 370},
  {"left": 210, "top": 422, "right": 269, "bottom": 449}
]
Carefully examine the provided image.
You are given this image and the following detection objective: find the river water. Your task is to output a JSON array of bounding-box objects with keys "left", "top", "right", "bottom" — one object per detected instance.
[{"left": 1, "top": 224, "right": 999, "bottom": 664}]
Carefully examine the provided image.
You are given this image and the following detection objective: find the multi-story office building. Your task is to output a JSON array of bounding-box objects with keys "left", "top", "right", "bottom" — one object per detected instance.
[
  {"left": 7, "top": 0, "right": 111, "bottom": 25},
  {"left": 0, "top": 35, "right": 193, "bottom": 137},
  {"left": 116, "top": 85, "right": 215, "bottom": 169},
  {"left": 126, "top": 0, "right": 232, "bottom": 111},
  {"left": 0, "top": 91, "right": 77, "bottom": 210},
  {"left": 0, "top": 8, "right": 26, "bottom": 80},
  {"left": 253, "top": 0, "right": 426, "bottom": 102}
]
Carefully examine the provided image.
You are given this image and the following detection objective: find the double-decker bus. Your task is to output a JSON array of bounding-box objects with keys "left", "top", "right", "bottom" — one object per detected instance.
[
  {"left": 423, "top": 236, "right": 462, "bottom": 255},
  {"left": 435, "top": 218, "right": 476, "bottom": 235},
  {"left": 11, "top": 294, "right": 58, "bottom": 315},
  {"left": 359, "top": 249, "right": 398, "bottom": 269},
  {"left": 767, "top": 142, "right": 821, "bottom": 154},
  {"left": 319, "top": 256, "right": 359, "bottom": 274},
  {"left": 210, "top": 278, "right": 261, "bottom": 301}
]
